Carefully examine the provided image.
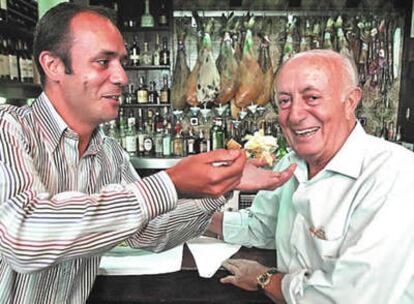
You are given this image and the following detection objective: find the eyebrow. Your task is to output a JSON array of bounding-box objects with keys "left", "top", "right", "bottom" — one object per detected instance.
[
  {"left": 300, "top": 86, "right": 319, "bottom": 94},
  {"left": 95, "top": 50, "right": 128, "bottom": 62}
]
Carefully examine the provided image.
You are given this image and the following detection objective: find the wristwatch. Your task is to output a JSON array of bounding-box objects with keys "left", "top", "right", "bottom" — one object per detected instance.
[{"left": 256, "top": 267, "right": 278, "bottom": 290}]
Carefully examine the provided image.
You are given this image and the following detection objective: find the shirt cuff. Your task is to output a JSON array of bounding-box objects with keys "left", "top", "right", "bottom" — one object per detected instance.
[
  {"left": 126, "top": 171, "right": 178, "bottom": 222},
  {"left": 198, "top": 196, "right": 227, "bottom": 213},
  {"left": 222, "top": 210, "right": 250, "bottom": 242}
]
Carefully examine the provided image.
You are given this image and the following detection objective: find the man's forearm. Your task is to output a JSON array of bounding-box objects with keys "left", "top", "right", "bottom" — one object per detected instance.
[{"left": 207, "top": 211, "right": 224, "bottom": 236}]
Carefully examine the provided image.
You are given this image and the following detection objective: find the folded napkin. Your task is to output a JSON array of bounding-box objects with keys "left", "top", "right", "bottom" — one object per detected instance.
[
  {"left": 186, "top": 236, "right": 241, "bottom": 278},
  {"left": 99, "top": 245, "right": 183, "bottom": 275}
]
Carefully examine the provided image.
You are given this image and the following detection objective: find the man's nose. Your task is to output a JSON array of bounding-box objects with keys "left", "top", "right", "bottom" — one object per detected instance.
[
  {"left": 288, "top": 99, "right": 307, "bottom": 124},
  {"left": 111, "top": 63, "right": 128, "bottom": 86}
]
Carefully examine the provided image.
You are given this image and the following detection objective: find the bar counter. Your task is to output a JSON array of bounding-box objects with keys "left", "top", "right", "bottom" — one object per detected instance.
[{"left": 87, "top": 244, "right": 275, "bottom": 304}]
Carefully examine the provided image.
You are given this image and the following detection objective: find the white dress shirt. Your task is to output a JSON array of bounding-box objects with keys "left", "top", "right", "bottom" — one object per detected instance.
[{"left": 223, "top": 123, "right": 414, "bottom": 304}]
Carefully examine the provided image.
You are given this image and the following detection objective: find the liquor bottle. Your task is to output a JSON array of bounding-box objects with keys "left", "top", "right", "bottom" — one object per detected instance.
[
  {"left": 199, "top": 129, "right": 209, "bottom": 153},
  {"left": 0, "top": 0, "right": 7, "bottom": 23},
  {"left": 118, "top": 109, "right": 127, "bottom": 149},
  {"left": 172, "top": 121, "right": 184, "bottom": 157},
  {"left": 162, "top": 123, "right": 172, "bottom": 157},
  {"left": 141, "top": 41, "right": 152, "bottom": 65},
  {"left": 25, "top": 41, "right": 34, "bottom": 83},
  {"left": 129, "top": 36, "right": 140, "bottom": 66},
  {"left": 160, "top": 37, "right": 170, "bottom": 65},
  {"left": 159, "top": 74, "right": 170, "bottom": 104},
  {"left": 158, "top": 0, "right": 168, "bottom": 26},
  {"left": 140, "top": 0, "right": 154, "bottom": 28},
  {"left": 147, "top": 109, "right": 154, "bottom": 132},
  {"left": 148, "top": 81, "right": 158, "bottom": 104},
  {"left": 143, "top": 121, "right": 154, "bottom": 156},
  {"left": 152, "top": 34, "right": 160, "bottom": 66},
  {"left": 154, "top": 118, "right": 164, "bottom": 157},
  {"left": 2, "top": 38, "right": 10, "bottom": 80},
  {"left": 137, "top": 118, "right": 145, "bottom": 156},
  {"left": 154, "top": 110, "right": 163, "bottom": 131},
  {"left": 108, "top": 120, "right": 121, "bottom": 146},
  {"left": 125, "top": 116, "right": 137, "bottom": 156},
  {"left": 0, "top": 36, "right": 5, "bottom": 79},
  {"left": 136, "top": 76, "right": 148, "bottom": 104},
  {"left": 124, "top": 83, "right": 134, "bottom": 104},
  {"left": 17, "top": 40, "right": 28, "bottom": 82},
  {"left": 211, "top": 117, "right": 225, "bottom": 150},
  {"left": 8, "top": 38, "right": 18, "bottom": 81},
  {"left": 186, "top": 128, "right": 198, "bottom": 155}
]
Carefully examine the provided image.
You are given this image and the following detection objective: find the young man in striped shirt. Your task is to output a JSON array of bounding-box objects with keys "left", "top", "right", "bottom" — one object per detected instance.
[{"left": 0, "top": 3, "right": 295, "bottom": 303}]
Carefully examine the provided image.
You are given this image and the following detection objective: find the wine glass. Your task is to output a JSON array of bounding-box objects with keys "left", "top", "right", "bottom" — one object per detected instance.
[{"left": 238, "top": 108, "right": 248, "bottom": 120}]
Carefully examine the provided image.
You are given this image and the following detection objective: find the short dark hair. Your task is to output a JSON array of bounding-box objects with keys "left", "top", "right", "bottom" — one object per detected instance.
[{"left": 33, "top": 2, "right": 115, "bottom": 86}]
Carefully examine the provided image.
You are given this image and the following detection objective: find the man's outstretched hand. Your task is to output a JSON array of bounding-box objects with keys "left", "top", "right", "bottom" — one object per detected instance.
[{"left": 236, "top": 160, "right": 297, "bottom": 192}]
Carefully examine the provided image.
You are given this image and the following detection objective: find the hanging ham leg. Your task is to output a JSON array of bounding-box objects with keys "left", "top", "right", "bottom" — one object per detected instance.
[{"left": 234, "top": 29, "right": 263, "bottom": 108}]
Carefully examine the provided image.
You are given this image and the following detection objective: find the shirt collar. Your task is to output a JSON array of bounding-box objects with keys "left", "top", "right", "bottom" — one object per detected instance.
[
  {"left": 324, "top": 122, "right": 365, "bottom": 179},
  {"left": 32, "top": 92, "right": 105, "bottom": 155},
  {"left": 290, "top": 122, "right": 365, "bottom": 182},
  {"left": 32, "top": 92, "right": 68, "bottom": 152}
]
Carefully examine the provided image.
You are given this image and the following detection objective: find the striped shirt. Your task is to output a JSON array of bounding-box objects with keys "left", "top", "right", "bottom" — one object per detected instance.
[{"left": 0, "top": 93, "right": 225, "bottom": 303}]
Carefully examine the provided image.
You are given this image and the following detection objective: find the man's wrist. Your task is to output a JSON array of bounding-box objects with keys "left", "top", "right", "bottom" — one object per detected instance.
[{"left": 257, "top": 267, "right": 279, "bottom": 290}]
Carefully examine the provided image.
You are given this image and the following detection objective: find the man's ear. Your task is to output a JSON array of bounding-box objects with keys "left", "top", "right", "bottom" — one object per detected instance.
[
  {"left": 344, "top": 87, "right": 362, "bottom": 120},
  {"left": 38, "top": 51, "right": 66, "bottom": 83}
]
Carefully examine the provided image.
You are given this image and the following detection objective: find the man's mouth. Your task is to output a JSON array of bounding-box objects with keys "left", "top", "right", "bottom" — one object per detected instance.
[
  {"left": 293, "top": 127, "right": 320, "bottom": 137},
  {"left": 103, "top": 95, "right": 121, "bottom": 103}
]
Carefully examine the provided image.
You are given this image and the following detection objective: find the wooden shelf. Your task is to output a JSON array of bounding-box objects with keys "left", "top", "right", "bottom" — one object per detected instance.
[
  {"left": 0, "top": 80, "right": 41, "bottom": 99},
  {"left": 121, "top": 103, "right": 170, "bottom": 108},
  {"left": 124, "top": 65, "right": 170, "bottom": 71}
]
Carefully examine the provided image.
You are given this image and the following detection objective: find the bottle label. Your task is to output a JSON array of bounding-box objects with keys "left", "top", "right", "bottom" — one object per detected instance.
[
  {"left": 163, "top": 136, "right": 171, "bottom": 156},
  {"left": 137, "top": 90, "right": 148, "bottom": 103},
  {"left": 160, "top": 91, "right": 169, "bottom": 103},
  {"left": 200, "top": 141, "right": 208, "bottom": 153},
  {"left": 153, "top": 53, "right": 160, "bottom": 65},
  {"left": 19, "top": 57, "right": 26, "bottom": 80},
  {"left": 144, "top": 137, "right": 153, "bottom": 151},
  {"left": 2, "top": 53, "right": 9, "bottom": 77},
  {"left": 9, "top": 55, "right": 18, "bottom": 80},
  {"left": 159, "top": 15, "right": 168, "bottom": 25},
  {"left": 173, "top": 140, "right": 184, "bottom": 156},
  {"left": 0, "top": 54, "right": 5, "bottom": 77},
  {"left": 162, "top": 53, "right": 168, "bottom": 65},
  {"left": 130, "top": 49, "right": 139, "bottom": 65},
  {"left": 138, "top": 134, "right": 145, "bottom": 152},
  {"left": 187, "top": 139, "right": 195, "bottom": 154},
  {"left": 27, "top": 58, "right": 34, "bottom": 79},
  {"left": 155, "top": 134, "right": 163, "bottom": 154},
  {"left": 125, "top": 136, "right": 137, "bottom": 153}
]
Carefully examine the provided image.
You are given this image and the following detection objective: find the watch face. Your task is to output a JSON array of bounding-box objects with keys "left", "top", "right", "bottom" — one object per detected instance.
[{"left": 257, "top": 268, "right": 278, "bottom": 289}]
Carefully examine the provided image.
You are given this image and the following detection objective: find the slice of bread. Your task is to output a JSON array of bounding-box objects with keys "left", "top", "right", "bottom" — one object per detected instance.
[{"left": 226, "top": 139, "right": 242, "bottom": 150}]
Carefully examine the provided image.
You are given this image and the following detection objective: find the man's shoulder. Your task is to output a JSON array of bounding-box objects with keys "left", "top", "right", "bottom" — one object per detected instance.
[
  {"left": 0, "top": 104, "right": 32, "bottom": 121},
  {"left": 363, "top": 134, "right": 414, "bottom": 163},
  {"left": 0, "top": 104, "right": 34, "bottom": 129}
]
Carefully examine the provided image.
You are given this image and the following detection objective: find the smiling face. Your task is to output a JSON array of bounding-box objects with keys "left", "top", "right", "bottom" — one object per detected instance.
[
  {"left": 275, "top": 52, "right": 361, "bottom": 177},
  {"left": 56, "top": 12, "right": 128, "bottom": 132}
]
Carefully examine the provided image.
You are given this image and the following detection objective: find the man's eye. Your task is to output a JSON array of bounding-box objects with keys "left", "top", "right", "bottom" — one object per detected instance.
[
  {"left": 278, "top": 98, "right": 291, "bottom": 108},
  {"left": 97, "top": 59, "right": 109, "bottom": 66},
  {"left": 307, "top": 96, "right": 319, "bottom": 102}
]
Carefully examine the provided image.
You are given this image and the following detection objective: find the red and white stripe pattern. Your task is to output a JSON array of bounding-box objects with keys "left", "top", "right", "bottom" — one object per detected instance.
[{"left": 0, "top": 93, "right": 224, "bottom": 303}]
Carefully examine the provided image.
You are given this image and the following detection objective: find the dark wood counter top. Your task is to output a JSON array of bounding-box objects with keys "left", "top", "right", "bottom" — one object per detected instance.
[{"left": 87, "top": 245, "right": 275, "bottom": 304}]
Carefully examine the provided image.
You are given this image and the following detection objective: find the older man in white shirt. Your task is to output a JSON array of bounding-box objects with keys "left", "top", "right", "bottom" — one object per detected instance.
[{"left": 208, "top": 49, "right": 414, "bottom": 304}]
